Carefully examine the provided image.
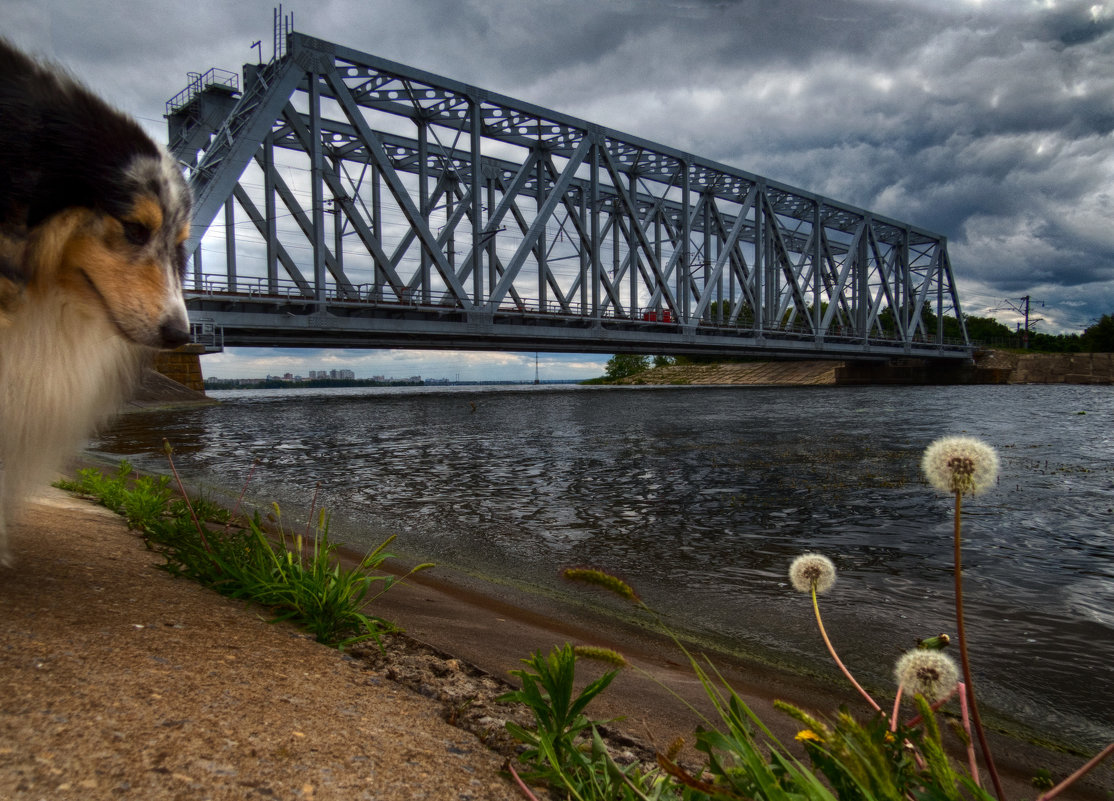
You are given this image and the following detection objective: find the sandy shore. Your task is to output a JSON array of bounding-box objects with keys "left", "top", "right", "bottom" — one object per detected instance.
[{"left": 1, "top": 487, "right": 1109, "bottom": 800}]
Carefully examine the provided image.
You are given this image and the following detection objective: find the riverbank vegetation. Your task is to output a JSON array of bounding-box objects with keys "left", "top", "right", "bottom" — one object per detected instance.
[
  {"left": 500, "top": 437, "right": 1112, "bottom": 801},
  {"left": 55, "top": 456, "right": 429, "bottom": 648},
  {"left": 53, "top": 441, "right": 1111, "bottom": 800},
  {"left": 595, "top": 311, "right": 1114, "bottom": 383},
  {"left": 588, "top": 310, "right": 1114, "bottom": 385}
]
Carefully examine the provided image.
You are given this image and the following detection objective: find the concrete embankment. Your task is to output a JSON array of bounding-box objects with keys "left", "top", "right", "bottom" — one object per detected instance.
[
  {"left": 973, "top": 350, "right": 1114, "bottom": 384},
  {"left": 616, "top": 350, "right": 1114, "bottom": 386}
]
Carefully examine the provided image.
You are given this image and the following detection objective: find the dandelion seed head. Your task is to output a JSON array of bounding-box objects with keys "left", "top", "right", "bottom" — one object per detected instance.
[
  {"left": 789, "top": 553, "right": 837, "bottom": 594},
  {"left": 922, "top": 436, "right": 999, "bottom": 496},
  {"left": 894, "top": 649, "right": 959, "bottom": 702}
]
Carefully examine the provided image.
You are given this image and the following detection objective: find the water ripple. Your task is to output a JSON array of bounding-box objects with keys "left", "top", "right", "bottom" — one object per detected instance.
[{"left": 94, "top": 383, "right": 1114, "bottom": 750}]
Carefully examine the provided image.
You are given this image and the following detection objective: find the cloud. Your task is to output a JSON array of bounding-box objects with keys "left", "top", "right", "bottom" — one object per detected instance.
[{"left": 5, "top": 0, "right": 1113, "bottom": 379}]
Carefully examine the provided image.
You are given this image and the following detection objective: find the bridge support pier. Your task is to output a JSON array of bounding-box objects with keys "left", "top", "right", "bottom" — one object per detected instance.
[{"left": 153, "top": 345, "right": 207, "bottom": 393}]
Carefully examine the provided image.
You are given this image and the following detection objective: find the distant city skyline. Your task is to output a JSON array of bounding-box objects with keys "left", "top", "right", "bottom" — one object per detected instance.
[{"left": 198, "top": 347, "right": 609, "bottom": 383}]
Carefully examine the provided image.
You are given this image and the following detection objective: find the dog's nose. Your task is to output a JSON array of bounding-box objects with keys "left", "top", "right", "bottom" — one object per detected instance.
[{"left": 159, "top": 320, "right": 191, "bottom": 348}]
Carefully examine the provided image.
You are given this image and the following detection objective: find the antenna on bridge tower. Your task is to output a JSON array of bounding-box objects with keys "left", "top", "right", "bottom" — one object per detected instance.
[{"left": 273, "top": 5, "right": 293, "bottom": 61}]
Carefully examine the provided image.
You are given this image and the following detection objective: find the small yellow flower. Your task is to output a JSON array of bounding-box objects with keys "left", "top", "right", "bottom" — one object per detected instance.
[{"left": 795, "top": 729, "right": 822, "bottom": 743}]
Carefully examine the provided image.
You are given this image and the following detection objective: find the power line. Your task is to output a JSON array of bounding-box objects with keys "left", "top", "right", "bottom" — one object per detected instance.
[{"left": 996, "top": 295, "right": 1044, "bottom": 347}]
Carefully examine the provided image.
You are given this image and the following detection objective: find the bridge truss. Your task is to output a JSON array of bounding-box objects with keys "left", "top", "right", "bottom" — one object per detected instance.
[{"left": 168, "top": 30, "right": 971, "bottom": 360}]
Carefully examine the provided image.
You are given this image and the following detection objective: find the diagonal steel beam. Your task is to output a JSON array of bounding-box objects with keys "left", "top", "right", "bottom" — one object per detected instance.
[
  {"left": 323, "top": 68, "right": 473, "bottom": 307},
  {"left": 453, "top": 148, "right": 541, "bottom": 285},
  {"left": 230, "top": 184, "right": 312, "bottom": 295},
  {"left": 186, "top": 59, "right": 306, "bottom": 261},
  {"left": 486, "top": 137, "right": 592, "bottom": 309},
  {"left": 249, "top": 148, "right": 358, "bottom": 298},
  {"left": 597, "top": 145, "right": 682, "bottom": 315},
  {"left": 691, "top": 185, "right": 759, "bottom": 321}
]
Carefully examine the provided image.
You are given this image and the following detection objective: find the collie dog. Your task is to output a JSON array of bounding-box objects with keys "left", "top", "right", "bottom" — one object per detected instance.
[{"left": 0, "top": 40, "right": 192, "bottom": 565}]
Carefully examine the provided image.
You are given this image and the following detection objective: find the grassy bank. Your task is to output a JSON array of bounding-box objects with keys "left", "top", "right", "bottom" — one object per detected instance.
[{"left": 56, "top": 457, "right": 430, "bottom": 649}]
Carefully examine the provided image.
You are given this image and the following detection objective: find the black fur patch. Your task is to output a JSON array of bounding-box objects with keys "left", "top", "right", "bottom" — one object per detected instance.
[{"left": 0, "top": 38, "right": 163, "bottom": 275}]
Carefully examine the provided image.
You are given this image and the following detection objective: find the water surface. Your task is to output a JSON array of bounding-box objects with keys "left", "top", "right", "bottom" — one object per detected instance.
[{"left": 94, "top": 383, "right": 1114, "bottom": 749}]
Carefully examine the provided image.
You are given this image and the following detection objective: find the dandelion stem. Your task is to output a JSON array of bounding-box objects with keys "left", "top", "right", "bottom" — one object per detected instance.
[
  {"left": 902, "top": 684, "right": 959, "bottom": 727},
  {"left": 890, "top": 686, "right": 902, "bottom": 732},
  {"left": 811, "top": 585, "right": 881, "bottom": 713},
  {"left": 229, "top": 457, "right": 259, "bottom": 523},
  {"left": 957, "top": 681, "right": 981, "bottom": 788},
  {"left": 505, "top": 760, "right": 542, "bottom": 801},
  {"left": 306, "top": 481, "right": 321, "bottom": 539},
  {"left": 1036, "top": 743, "right": 1114, "bottom": 801},
  {"left": 953, "top": 489, "right": 1004, "bottom": 800}
]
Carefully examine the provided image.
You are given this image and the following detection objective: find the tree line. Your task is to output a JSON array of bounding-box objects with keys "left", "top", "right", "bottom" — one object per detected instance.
[{"left": 602, "top": 312, "right": 1114, "bottom": 380}]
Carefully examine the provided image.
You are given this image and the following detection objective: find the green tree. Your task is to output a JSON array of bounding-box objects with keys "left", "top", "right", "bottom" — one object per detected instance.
[
  {"left": 1083, "top": 314, "right": 1114, "bottom": 352},
  {"left": 604, "top": 354, "right": 649, "bottom": 380},
  {"left": 963, "top": 314, "right": 1014, "bottom": 343}
]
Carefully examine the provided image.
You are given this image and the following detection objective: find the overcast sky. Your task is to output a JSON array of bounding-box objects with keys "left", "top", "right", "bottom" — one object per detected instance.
[{"left": 6, "top": 0, "right": 1113, "bottom": 380}]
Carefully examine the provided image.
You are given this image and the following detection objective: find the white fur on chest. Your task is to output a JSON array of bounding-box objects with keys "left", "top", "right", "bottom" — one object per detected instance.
[{"left": 0, "top": 297, "right": 147, "bottom": 564}]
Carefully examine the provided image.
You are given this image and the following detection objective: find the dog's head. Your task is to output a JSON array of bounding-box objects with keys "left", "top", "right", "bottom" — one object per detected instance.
[
  {"left": 0, "top": 39, "right": 193, "bottom": 349},
  {"left": 29, "top": 151, "right": 193, "bottom": 349}
]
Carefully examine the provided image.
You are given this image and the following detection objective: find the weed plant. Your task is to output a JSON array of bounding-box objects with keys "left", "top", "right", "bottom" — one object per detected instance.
[
  {"left": 500, "top": 437, "right": 1113, "bottom": 801},
  {"left": 500, "top": 643, "right": 672, "bottom": 801},
  {"left": 57, "top": 458, "right": 429, "bottom": 648}
]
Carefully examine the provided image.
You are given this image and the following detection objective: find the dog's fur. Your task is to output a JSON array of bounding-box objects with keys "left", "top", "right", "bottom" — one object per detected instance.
[{"left": 0, "top": 39, "right": 192, "bottom": 565}]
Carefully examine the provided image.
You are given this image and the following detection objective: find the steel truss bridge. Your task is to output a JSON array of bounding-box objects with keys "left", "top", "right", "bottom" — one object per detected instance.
[{"left": 168, "top": 28, "right": 972, "bottom": 361}]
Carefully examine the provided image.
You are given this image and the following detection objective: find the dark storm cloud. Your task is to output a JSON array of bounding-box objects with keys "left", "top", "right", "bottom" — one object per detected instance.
[{"left": 5, "top": 0, "right": 1113, "bottom": 336}]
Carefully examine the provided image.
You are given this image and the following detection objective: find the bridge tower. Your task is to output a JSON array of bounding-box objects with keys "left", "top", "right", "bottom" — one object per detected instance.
[{"left": 167, "top": 25, "right": 971, "bottom": 361}]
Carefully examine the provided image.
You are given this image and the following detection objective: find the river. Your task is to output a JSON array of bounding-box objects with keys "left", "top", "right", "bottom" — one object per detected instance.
[{"left": 91, "top": 383, "right": 1114, "bottom": 750}]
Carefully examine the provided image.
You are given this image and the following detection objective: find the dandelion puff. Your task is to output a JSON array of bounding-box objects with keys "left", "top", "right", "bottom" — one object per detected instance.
[
  {"left": 921, "top": 436, "right": 999, "bottom": 496},
  {"left": 894, "top": 649, "right": 960, "bottom": 703},
  {"left": 789, "top": 553, "right": 837, "bottom": 594}
]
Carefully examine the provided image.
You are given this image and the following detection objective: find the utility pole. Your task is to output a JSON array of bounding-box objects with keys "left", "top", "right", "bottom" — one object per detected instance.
[{"left": 999, "top": 296, "right": 1043, "bottom": 348}]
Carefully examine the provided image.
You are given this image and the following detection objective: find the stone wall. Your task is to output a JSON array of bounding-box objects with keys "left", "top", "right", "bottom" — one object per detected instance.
[
  {"left": 616, "top": 361, "right": 840, "bottom": 385},
  {"left": 615, "top": 351, "right": 1114, "bottom": 386},
  {"left": 1006, "top": 352, "right": 1114, "bottom": 384},
  {"left": 152, "top": 345, "right": 206, "bottom": 393}
]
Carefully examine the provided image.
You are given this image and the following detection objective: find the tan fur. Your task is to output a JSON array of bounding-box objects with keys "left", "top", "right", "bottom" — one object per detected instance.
[
  {"left": 0, "top": 207, "right": 181, "bottom": 565},
  {"left": 0, "top": 290, "right": 147, "bottom": 566},
  {"left": 24, "top": 205, "right": 185, "bottom": 348}
]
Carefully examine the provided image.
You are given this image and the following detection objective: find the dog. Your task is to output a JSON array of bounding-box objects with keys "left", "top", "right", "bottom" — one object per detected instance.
[{"left": 0, "top": 39, "right": 192, "bottom": 566}]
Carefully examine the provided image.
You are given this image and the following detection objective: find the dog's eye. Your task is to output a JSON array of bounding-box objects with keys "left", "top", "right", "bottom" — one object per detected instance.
[{"left": 122, "top": 221, "right": 151, "bottom": 246}]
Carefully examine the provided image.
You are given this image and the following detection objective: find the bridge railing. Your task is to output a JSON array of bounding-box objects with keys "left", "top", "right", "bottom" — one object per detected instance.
[{"left": 165, "top": 67, "right": 240, "bottom": 116}]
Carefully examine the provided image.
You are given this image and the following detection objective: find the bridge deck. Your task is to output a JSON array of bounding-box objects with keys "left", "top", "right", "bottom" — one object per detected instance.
[{"left": 187, "top": 287, "right": 972, "bottom": 360}]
